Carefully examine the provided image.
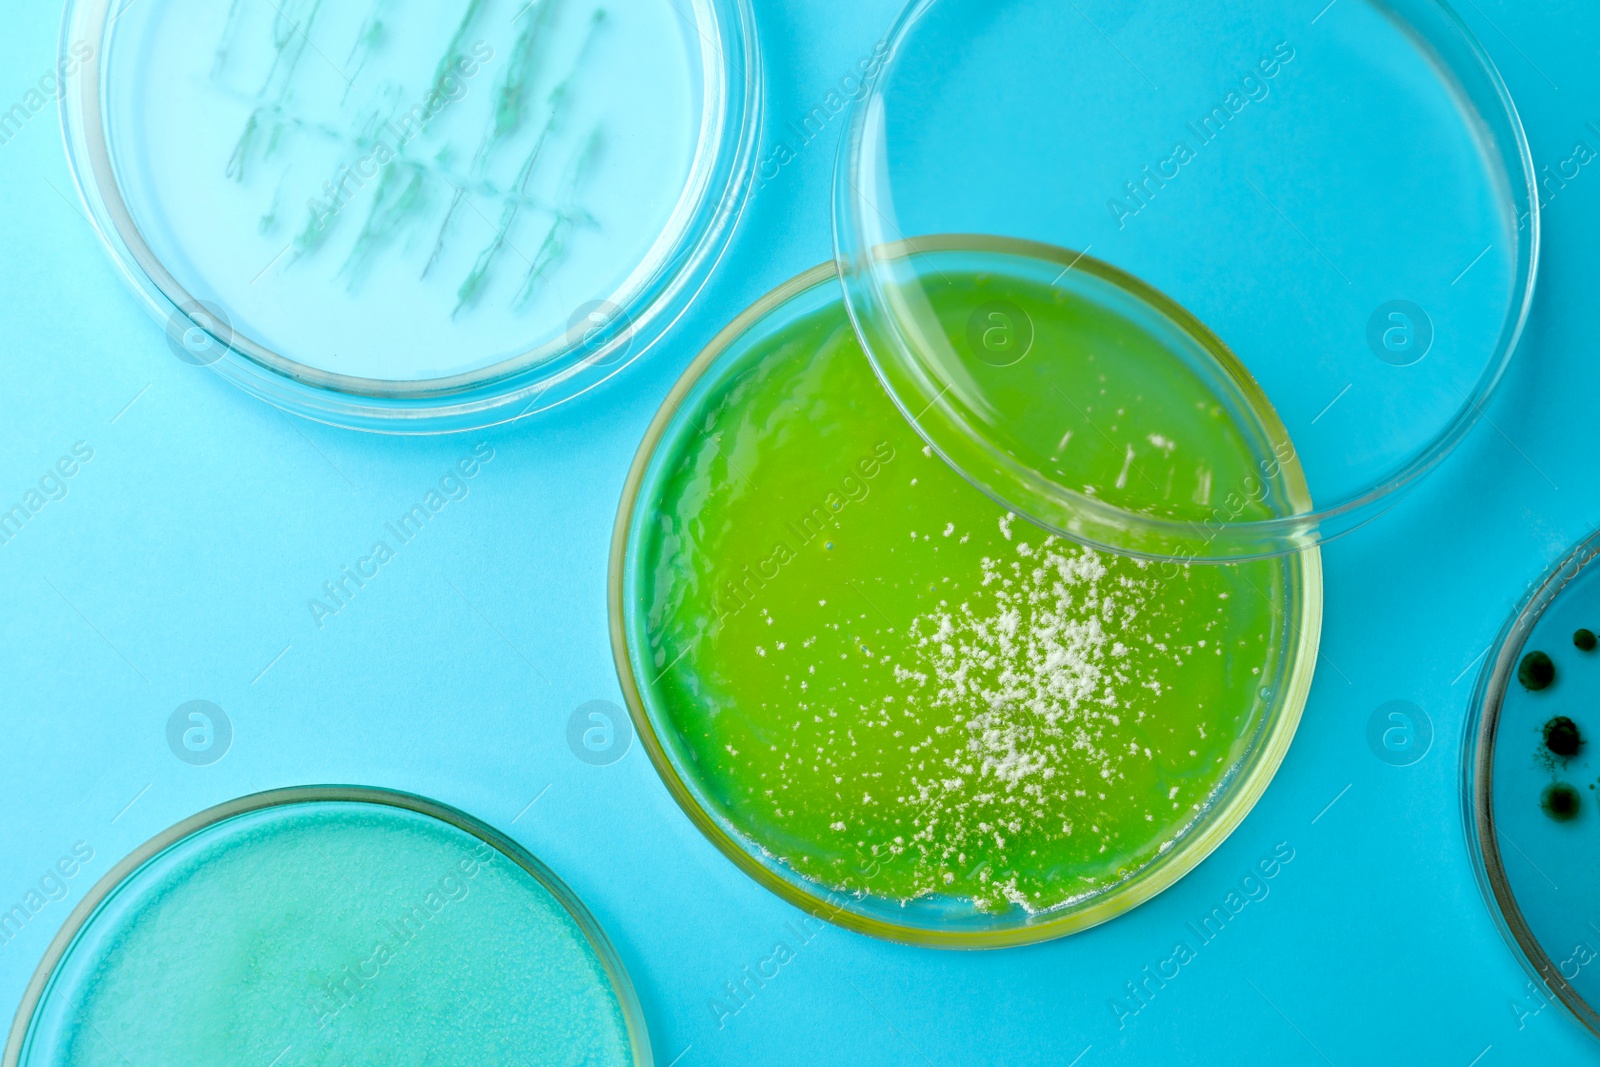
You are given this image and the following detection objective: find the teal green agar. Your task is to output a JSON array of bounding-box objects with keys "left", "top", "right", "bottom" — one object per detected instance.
[
  {"left": 22, "top": 802, "right": 632, "bottom": 1066},
  {"left": 628, "top": 276, "right": 1307, "bottom": 916}
]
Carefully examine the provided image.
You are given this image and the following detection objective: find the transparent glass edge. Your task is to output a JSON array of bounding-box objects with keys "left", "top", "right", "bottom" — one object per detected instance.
[
  {"left": 1461, "top": 534, "right": 1600, "bottom": 1040},
  {"left": 4, "top": 785, "right": 655, "bottom": 1067},
  {"left": 830, "top": 0, "right": 1540, "bottom": 560},
  {"left": 608, "top": 263, "right": 1326, "bottom": 947},
  {"left": 59, "top": 0, "right": 765, "bottom": 434}
]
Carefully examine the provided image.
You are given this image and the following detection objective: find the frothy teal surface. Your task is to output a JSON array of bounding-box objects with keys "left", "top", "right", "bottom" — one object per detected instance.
[{"left": 20, "top": 801, "right": 633, "bottom": 1066}]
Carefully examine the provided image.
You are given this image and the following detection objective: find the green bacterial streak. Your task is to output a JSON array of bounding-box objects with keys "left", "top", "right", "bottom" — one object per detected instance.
[
  {"left": 210, "top": 0, "right": 247, "bottom": 81},
  {"left": 342, "top": 0, "right": 394, "bottom": 103},
  {"left": 634, "top": 274, "right": 1302, "bottom": 914},
  {"left": 513, "top": 129, "right": 601, "bottom": 309},
  {"left": 490, "top": 0, "right": 568, "bottom": 146},
  {"left": 259, "top": 179, "right": 284, "bottom": 234},
  {"left": 225, "top": 111, "right": 260, "bottom": 182},
  {"left": 261, "top": 0, "right": 327, "bottom": 109},
  {"left": 423, "top": 0, "right": 564, "bottom": 281},
  {"left": 225, "top": 0, "right": 327, "bottom": 182},
  {"left": 452, "top": 10, "right": 605, "bottom": 317},
  {"left": 293, "top": 91, "right": 402, "bottom": 259},
  {"left": 429, "top": 0, "right": 492, "bottom": 103},
  {"left": 340, "top": 164, "right": 432, "bottom": 289}
]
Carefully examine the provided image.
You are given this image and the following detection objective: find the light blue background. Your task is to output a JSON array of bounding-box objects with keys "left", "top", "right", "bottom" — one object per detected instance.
[{"left": 2, "top": 1, "right": 1599, "bottom": 1064}]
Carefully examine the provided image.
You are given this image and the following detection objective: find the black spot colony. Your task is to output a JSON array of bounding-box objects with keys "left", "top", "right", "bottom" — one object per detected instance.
[
  {"left": 1541, "top": 783, "right": 1580, "bottom": 822},
  {"left": 1543, "top": 716, "right": 1583, "bottom": 760},
  {"left": 1518, "top": 650, "right": 1555, "bottom": 691}
]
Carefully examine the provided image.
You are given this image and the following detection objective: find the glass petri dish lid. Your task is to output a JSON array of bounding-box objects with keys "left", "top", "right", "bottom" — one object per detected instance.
[
  {"left": 4, "top": 787, "right": 652, "bottom": 1065},
  {"left": 611, "top": 259, "right": 1321, "bottom": 947},
  {"left": 835, "top": 0, "right": 1538, "bottom": 560},
  {"left": 62, "top": 0, "right": 760, "bottom": 432},
  {"left": 1464, "top": 534, "right": 1600, "bottom": 1040}
]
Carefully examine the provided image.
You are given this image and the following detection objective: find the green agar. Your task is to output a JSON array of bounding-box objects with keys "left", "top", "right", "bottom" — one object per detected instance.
[
  {"left": 30, "top": 803, "right": 631, "bottom": 1066},
  {"left": 632, "top": 275, "right": 1303, "bottom": 915},
  {"left": 844, "top": 244, "right": 1307, "bottom": 560}
]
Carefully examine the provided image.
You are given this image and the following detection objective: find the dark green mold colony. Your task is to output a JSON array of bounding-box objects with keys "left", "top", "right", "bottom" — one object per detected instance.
[
  {"left": 1518, "top": 650, "right": 1555, "bottom": 692},
  {"left": 1542, "top": 715, "right": 1583, "bottom": 760},
  {"left": 1541, "top": 783, "right": 1580, "bottom": 822}
]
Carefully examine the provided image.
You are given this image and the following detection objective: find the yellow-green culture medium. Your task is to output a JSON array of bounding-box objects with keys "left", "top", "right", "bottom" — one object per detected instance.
[{"left": 613, "top": 248, "right": 1321, "bottom": 943}]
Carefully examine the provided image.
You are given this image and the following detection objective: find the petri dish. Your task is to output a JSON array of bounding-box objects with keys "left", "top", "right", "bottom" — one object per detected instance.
[
  {"left": 1465, "top": 533, "right": 1600, "bottom": 1039},
  {"left": 61, "top": 0, "right": 760, "bottom": 432},
  {"left": 610, "top": 257, "right": 1321, "bottom": 946},
  {"left": 4, "top": 787, "right": 652, "bottom": 1065},
  {"left": 836, "top": 0, "right": 1538, "bottom": 560}
]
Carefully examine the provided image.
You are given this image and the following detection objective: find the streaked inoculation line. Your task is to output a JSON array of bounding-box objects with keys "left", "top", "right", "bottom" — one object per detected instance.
[
  {"left": 258, "top": 0, "right": 354, "bottom": 87},
  {"left": 443, "top": 178, "right": 536, "bottom": 269}
]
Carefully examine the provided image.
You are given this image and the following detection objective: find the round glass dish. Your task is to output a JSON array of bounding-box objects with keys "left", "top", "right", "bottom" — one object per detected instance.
[
  {"left": 62, "top": 0, "right": 760, "bottom": 432},
  {"left": 3, "top": 786, "right": 652, "bottom": 1065},
  {"left": 1464, "top": 533, "right": 1600, "bottom": 1039},
  {"left": 610, "top": 257, "right": 1321, "bottom": 947},
  {"left": 836, "top": 0, "right": 1537, "bottom": 560}
]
